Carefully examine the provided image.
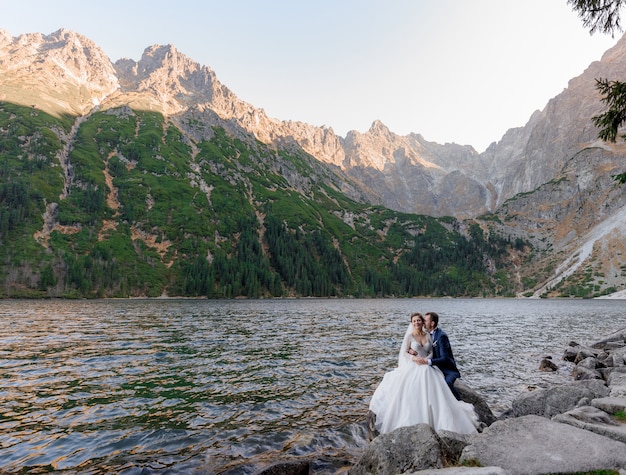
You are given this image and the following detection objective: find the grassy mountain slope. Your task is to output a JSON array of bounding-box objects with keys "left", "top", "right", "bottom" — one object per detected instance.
[{"left": 0, "top": 102, "right": 524, "bottom": 298}]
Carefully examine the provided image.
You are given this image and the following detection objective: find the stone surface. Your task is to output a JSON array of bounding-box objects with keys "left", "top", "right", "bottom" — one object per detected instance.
[
  {"left": 256, "top": 460, "right": 310, "bottom": 475},
  {"left": 608, "top": 367, "right": 626, "bottom": 397},
  {"left": 538, "top": 357, "right": 558, "bottom": 372},
  {"left": 592, "top": 396, "right": 626, "bottom": 413},
  {"left": 407, "top": 468, "right": 507, "bottom": 475},
  {"left": 553, "top": 405, "right": 626, "bottom": 444},
  {"left": 511, "top": 379, "right": 609, "bottom": 418},
  {"left": 459, "top": 415, "right": 626, "bottom": 474},
  {"left": 455, "top": 380, "right": 497, "bottom": 427},
  {"left": 348, "top": 424, "right": 445, "bottom": 475}
]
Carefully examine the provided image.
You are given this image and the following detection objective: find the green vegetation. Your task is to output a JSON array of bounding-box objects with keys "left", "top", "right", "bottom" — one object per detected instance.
[
  {"left": 0, "top": 102, "right": 528, "bottom": 298},
  {"left": 568, "top": 0, "right": 626, "bottom": 184}
]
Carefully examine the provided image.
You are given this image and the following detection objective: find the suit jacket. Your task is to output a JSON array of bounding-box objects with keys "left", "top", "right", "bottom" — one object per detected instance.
[{"left": 430, "top": 327, "right": 460, "bottom": 378}]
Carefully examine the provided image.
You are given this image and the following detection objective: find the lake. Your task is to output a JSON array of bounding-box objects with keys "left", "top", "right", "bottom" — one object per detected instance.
[{"left": 1, "top": 298, "right": 625, "bottom": 474}]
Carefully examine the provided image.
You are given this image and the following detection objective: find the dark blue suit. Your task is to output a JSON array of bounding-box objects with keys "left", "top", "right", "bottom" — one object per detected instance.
[{"left": 430, "top": 327, "right": 461, "bottom": 400}]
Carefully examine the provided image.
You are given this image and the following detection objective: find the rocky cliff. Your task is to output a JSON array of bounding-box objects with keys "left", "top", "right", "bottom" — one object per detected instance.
[
  {"left": 1, "top": 27, "right": 626, "bottom": 297},
  {"left": 3, "top": 28, "right": 623, "bottom": 218}
]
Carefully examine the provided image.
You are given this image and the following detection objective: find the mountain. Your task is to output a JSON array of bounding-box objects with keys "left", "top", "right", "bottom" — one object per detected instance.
[
  {"left": 0, "top": 28, "right": 524, "bottom": 299},
  {"left": 0, "top": 27, "right": 625, "bottom": 299}
]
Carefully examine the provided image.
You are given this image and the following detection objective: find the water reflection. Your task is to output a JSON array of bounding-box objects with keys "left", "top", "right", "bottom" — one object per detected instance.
[{"left": 0, "top": 298, "right": 625, "bottom": 473}]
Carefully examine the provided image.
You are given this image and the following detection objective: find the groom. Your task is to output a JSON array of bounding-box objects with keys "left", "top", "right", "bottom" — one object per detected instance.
[{"left": 415, "top": 311, "right": 462, "bottom": 400}]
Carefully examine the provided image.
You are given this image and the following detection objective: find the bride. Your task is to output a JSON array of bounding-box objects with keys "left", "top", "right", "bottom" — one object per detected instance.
[{"left": 368, "top": 312, "right": 478, "bottom": 435}]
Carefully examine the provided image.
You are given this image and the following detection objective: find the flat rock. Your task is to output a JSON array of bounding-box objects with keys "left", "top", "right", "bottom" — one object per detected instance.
[
  {"left": 553, "top": 406, "right": 626, "bottom": 444},
  {"left": 511, "top": 379, "right": 609, "bottom": 418},
  {"left": 459, "top": 415, "right": 626, "bottom": 474},
  {"left": 407, "top": 468, "right": 507, "bottom": 475},
  {"left": 592, "top": 396, "right": 626, "bottom": 413},
  {"left": 608, "top": 367, "right": 626, "bottom": 397}
]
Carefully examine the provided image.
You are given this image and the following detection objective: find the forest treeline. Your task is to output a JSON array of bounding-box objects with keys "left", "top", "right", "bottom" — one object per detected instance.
[{"left": 0, "top": 102, "right": 527, "bottom": 298}]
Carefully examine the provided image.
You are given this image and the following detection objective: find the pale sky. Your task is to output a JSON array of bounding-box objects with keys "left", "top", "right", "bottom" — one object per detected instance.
[{"left": 1, "top": 0, "right": 620, "bottom": 152}]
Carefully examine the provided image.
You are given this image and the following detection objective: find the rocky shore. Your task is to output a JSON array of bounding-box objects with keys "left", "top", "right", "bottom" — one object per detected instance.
[{"left": 259, "top": 326, "right": 626, "bottom": 475}]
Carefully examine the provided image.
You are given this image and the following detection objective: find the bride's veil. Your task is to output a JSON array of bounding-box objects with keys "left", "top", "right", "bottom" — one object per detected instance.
[{"left": 397, "top": 322, "right": 413, "bottom": 368}]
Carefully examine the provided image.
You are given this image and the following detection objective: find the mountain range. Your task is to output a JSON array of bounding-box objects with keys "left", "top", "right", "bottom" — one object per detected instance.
[{"left": 1, "top": 28, "right": 625, "bottom": 299}]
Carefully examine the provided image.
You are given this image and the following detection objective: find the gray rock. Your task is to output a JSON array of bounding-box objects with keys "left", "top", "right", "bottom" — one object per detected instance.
[
  {"left": 576, "top": 396, "right": 592, "bottom": 407},
  {"left": 554, "top": 405, "right": 626, "bottom": 444},
  {"left": 554, "top": 405, "right": 618, "bottom": 425},
  {"left": 577, "top": 355, "right": 601, "bottom": 370},
  {"left": 613, "top": 347, "right": 626, "bottom": 366},
  {"left": 366, "top": 409, "right": 378, "bottom": 441},
  {"left": 437, "top": 430, "right": 473, "bottom": 466},
  {"left": 459, "top": 415, "right": 626, "bottom": 474},
  {"left": 407, "top": 468, "right": 507, "bottom": 475},
  {"left": 255, "top": 460, "right": 310, "bottom": 475},
  {"left": 511, "top": 379, "right": 609, "bottom": 418},
  {"left": 591, "top": 326, "right": 626, "bottom": 348},
  {"left": 455, "top": 380, "right": 497, "bottom": 427},
  {"left": 608, "top": 367, "right": 626, "bottom": 397},
  {"left": 592, "top": 396, "right": 626, "bottom": 414},
  {"left": 348, "top": 424, "right": 444, "bottom": 475},
  {"left": 562, "top": 344, "right": 579, "bottom": 362},
  {"left": 607, "top": 352, "right": 625, "bottom": 367},
  {"left": 571, "top": 364, "right": 603, "bottom": 381},
  {"left": 574, "top": 347, "right": 601, "bottom": 364},
  {"left": 538, "top": 357, "right": 558, "bottom": 372}
]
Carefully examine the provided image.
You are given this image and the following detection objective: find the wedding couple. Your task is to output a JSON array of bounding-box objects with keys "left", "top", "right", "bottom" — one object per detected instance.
[{"left": 368, "top": 311, "right": 478, "bottom": 435}]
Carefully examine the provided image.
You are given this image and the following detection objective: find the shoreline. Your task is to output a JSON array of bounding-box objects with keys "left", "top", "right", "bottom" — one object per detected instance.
[{"left": 345, "top": 325, "right": 626, "bottom": 475}]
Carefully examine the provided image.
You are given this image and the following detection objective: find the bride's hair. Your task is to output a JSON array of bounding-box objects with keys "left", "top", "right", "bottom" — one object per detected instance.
[{"left": 410, "top": 312, "right": 423, "bottom": 321}]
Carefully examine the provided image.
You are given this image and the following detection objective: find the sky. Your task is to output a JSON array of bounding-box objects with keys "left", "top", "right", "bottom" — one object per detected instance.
[{"left": 1, "top": 0, "right": 621, "bottom": 152}]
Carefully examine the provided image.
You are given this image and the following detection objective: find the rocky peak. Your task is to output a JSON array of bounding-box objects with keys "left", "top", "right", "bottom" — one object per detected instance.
[
  {"left": 344, "top": 120, "right": 442, "bottom": 172},
  {"left": 0, "top": 28, "right": 118, "bottom": 115},
  {"left": 114, "top": 44, "right": 221, "bottom": 114},
  {"left": 367, "top": 119, "right": 392, "bottom": 138}
]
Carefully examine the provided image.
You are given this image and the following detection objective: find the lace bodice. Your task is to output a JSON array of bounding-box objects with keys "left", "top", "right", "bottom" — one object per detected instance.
[
  {"left": 399, "top": 331, "right": 433, "bottom": 366},
  {"left": 410, "top": 336, "right": 432, "bottom": 358}
]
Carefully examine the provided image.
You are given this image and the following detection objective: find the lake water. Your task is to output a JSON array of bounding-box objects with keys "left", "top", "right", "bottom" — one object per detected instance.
[{"left": 1, "top": 298, "right": 625, "bottom": 474}]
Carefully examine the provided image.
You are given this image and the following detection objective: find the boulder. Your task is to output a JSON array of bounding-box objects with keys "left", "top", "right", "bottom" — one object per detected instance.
[
  {"left": 577, "top": 355, "right": 602, "bottom": 370},
  {"left": 606, "top": 351, "right": 625, "bottom": 367},
  {"left": 366, "top": 410, "right": 378, "bottom": 441},
  {"left": 437, "top": 430, "right": 474, "bottom": 466},
  {"left": 574, "top": 347, "right": 601, "bottom": 364},
  {"left": 613, "top": 347, "right": 626, "bottom": 366},
  {"left": 511, "top": 379, "right": 609, "bottom": 418},
  {"left": 591, "top": 396, "right": 626, "bottom": 414},
  {"left": 562, "top": 344, "right": 579, "bottom": 362},
  {"left": 406, "top": 467, "right": 507, "bottom": 474},
  {"left": 608, "top": 366, "right": 626, "bottom": 397},
  {"left": 553, "top": 406, "right": 626, "bottom": 444},
  {"left": 348, "top": 424, "right": 446, "bottom": 475},
  {"left": 454, "top": 380, "right": 497, "bottom": 427},
  {"left": 571, "top": 364, "right": 603, "bottom": 381},
  {"left": 590, "top": 326, "right": 626, "bottom": 348},
  {"left": 256, "top": 460, "right": 310, "bottom": 475},
  {"left": 459, "top": 415, "right": 626, "bottom": 474},
  {"left": 538, "top": 357, "right": 558, "bottom": 372}
]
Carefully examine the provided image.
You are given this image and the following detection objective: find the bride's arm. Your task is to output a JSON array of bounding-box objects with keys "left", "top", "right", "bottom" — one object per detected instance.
[{"left": 398, "top": 333, "right": 413, "bottom": 366}]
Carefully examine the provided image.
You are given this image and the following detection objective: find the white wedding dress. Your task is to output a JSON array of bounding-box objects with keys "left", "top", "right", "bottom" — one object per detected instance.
[{"left": 369, "top": 330, "right": 478, "bottom": 435}]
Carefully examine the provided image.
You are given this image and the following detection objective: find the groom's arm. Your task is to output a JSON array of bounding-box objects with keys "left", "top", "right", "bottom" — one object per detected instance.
[{"left": 429, "top": 333, "right": 455, "bottom": 369}]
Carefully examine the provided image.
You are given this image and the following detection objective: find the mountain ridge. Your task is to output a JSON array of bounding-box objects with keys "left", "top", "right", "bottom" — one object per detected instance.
[{"left": 1, "top": 27, "right": 626, "bottom": 298}]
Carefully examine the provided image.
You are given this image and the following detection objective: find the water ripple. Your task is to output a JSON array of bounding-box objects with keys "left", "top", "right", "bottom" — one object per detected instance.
[{"left": 1, "top": 298, "right": 625, "bottom": 473}]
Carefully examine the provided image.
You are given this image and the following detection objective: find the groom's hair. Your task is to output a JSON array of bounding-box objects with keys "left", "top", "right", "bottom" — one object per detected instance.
[{"left": 426, "top": 311, "right": 439, "bottom": 327}]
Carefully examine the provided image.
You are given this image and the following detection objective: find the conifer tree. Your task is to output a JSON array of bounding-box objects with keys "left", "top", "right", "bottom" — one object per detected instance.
[{"left": 569, "top": 0, "right": 626, "bottom": 183}]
